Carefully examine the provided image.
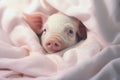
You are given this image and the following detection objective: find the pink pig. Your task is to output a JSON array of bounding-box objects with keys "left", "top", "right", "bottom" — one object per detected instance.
[{"left": 23, "top": 12, "right": 87, "bottom": 53}]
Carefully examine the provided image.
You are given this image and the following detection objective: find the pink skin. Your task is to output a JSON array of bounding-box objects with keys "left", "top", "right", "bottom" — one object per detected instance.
[
  {"left": 42, "top": 25, "right": 63, "bottom": 53},
  {"left": 23, "top": 12, "right": 87, "bottom": 53},
  {"left": 41, "top": 25, "right": 64, "bottom": 53},
  {"left": 41, "top": 24, "right": 77, "bottom": 53}
]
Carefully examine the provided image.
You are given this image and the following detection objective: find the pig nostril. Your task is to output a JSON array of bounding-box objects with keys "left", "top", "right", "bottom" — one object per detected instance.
[
  {"left": 48, "top": 43, "right": 51, "bottom": 46},
  {"left": 47, "top": 42, "right": 59, "bottom": 47},
  {"left": 55, "top": 43, "right": 59, "bottom": 47}
]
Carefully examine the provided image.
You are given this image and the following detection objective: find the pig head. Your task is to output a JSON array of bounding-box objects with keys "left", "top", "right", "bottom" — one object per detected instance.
[{"left": 23, "top": 12, "right": 87, "bottom": 53}]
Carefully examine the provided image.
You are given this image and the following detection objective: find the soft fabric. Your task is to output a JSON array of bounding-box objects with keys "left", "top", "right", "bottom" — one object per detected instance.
[{"left": 0, "top": 0, "right": 119, "bottom": 80}]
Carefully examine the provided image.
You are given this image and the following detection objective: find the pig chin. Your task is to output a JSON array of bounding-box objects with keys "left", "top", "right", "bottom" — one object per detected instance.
[{"left": 45, "top": 47, "right": 63, "bottom": 53}]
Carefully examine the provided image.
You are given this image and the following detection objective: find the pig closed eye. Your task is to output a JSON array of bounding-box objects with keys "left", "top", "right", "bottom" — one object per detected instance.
[
  {"left": 66, "top": 27, "right": 74, "bottom": 37},
  {"left": 69, "top": 29, "right": 73, "bottom": 34},
  {"left": 42, "top": 28, "right": 47, "bottom": 35},
  {"left": 43, "top": 29, "right": 46, "bottom": 32}
]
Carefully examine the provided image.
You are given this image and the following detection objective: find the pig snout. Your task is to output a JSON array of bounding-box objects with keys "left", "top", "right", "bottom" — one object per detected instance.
[{"left": 45, "top": 38, "right": 62, "bottom": 53}]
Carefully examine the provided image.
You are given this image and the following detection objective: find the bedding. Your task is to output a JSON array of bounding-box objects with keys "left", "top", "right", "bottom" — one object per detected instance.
[{"left": 0, "top": 0, "right": 119, "bottom": 80}]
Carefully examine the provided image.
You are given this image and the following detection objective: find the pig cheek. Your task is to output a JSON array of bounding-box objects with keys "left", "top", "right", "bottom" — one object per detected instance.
[{"left": 64, "top": 35, "right": 77, "bottom": 47}]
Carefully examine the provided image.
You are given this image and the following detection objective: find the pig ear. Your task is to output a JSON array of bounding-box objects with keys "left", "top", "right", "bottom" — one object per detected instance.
[
  {"left": 77, "top": 21, "right": 87, "bottom": 42},
  {"left": 23, "top": 12, "right": 47, "bottom": 34}
]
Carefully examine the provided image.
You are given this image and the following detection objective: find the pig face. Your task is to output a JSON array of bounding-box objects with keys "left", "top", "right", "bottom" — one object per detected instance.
[{"left": 23, "top": 13, "right": 87, "bottom": 53}]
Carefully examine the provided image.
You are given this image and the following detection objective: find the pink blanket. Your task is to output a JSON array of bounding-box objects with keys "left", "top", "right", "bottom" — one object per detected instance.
[{"left": 1, "top": 0, "right": 119, "bottom": 80}]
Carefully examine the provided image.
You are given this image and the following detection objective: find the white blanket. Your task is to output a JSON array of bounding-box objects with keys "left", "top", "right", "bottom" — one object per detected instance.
[{"left": 0, "top": 0, "right": 119, "bottom": 80}]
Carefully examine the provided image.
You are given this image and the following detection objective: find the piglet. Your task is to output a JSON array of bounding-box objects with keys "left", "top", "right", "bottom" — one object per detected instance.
[{"left": 23, "top": 12, "right": 87, "bottom": 53}]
